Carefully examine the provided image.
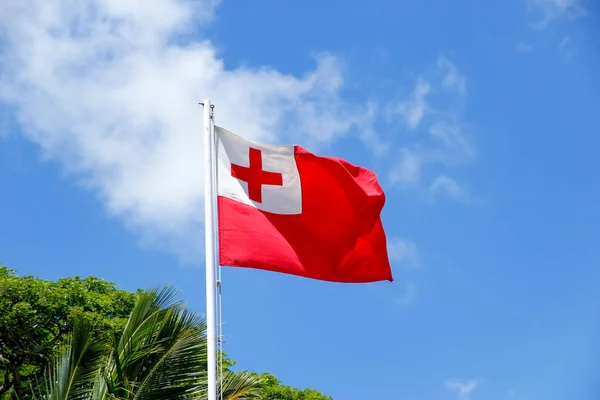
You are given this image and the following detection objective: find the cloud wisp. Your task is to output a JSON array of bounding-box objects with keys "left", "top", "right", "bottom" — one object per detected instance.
[
  {"left": 392, "top": 78, "right": 431, "bottom": 130},
  {"left": 388, "top": 57, "right": 476, "bottom": 204},
  {"left": 445, "top": 378, "right": 482, "bottom": 400},
  {"left": 387, "top": 237, "right": 419, "bottom": 270},
  {"left": 523, "top": 0, "right": 586, "bottom": 28}
]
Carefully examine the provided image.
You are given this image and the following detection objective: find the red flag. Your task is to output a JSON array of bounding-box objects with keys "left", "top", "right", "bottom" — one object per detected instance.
[{"left": 216, "top": 126, "right": 393, "bottom": 283}]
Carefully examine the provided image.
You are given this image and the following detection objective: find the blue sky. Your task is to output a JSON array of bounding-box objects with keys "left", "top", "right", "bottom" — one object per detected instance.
[{"left": 1, "top": 0, "right": 599, "bottom": 399}]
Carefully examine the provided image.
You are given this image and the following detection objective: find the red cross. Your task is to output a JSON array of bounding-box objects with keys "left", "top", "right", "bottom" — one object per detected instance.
[{"left": 231, "top": 147, "right": 283, "bottom": 203}]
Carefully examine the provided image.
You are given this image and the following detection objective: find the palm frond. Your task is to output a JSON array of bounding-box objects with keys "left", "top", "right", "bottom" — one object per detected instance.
[
  {"left": 129, "top": 309, "right": 208, "bottom": 399},
  {"left": 31, "top": 315, "right": 105, "bottom": 400},
  {"left": 217, "top": 372, "right": 262, "bottom": 400},
  {"left": 106, "top": 285, "right": 181, "bottom": 398},
  {"left": 104, "top": 285, "right": 210, "bottom": 399},
  {"left": 28, "top": 285, "right": 261, "bottom": 400}
]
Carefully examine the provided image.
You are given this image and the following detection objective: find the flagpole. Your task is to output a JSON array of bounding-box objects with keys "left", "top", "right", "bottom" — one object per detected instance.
[{"left": 202, "top": 99, "right": 217, "bottom": 400}]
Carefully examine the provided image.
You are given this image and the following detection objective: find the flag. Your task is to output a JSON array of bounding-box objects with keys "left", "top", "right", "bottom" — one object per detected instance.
[{"left": 216, "top": 126, "right": 393, "bottom": 283}]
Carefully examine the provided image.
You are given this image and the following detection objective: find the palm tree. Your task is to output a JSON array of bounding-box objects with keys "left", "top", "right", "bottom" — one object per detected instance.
[{"left": 29, "top": 285, "right": 260, "bottom": 400}]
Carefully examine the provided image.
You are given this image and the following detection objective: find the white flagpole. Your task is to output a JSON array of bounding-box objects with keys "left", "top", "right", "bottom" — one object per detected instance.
[{"left": 202, "top": 99, "right": 217, "bottom": 400}]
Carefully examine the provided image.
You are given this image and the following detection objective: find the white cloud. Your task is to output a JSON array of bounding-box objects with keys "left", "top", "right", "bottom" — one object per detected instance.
[
  {"left": 389, "top": 148, "right": 421, "bottom": 184},
  {"left": 358, "top": 101, "right": 390, "bottom": 155},
  {"left": 392, "top": 78, "right": 431, "bottom": 130},
  {"left": 388, "top": 59, "right": 476, "bottom": 204},
  {"left": 429, "top": 175, "right": 472, "bottom": 204},
  {"left": 396, "top": 281, "right": 417, "bottom": 307},
  {"left": 558, "top": 34, "right": 579, "bottom": 61},
  {"left": 0, "top": 106, "right": 14, "bottom": 139},
  {"left": 516, "top": 41, "right": 534, "bottom": 54},
  {"left": 387, "top": 238, "right": 419, "bottom": 306},
  {"left": 427, "top": 121, "right": 475, "bottom": 166},
  {"left": 438, "top": 57, "right": 466, "bottom": 95},
  {"left": 445, "top": 378, "right": 482, "bottom": 400},
  {"left": 0, "top": 0, "right": 373, "bottom": 262},
  {"left": 387, "top": 237, "right": 419, "bottom": 269},
  {"left": 523, "top": 0, "right": 586, "bottom": 27},
  {"left": 559, "top": 35, "right": 572, "bottom": 49}
]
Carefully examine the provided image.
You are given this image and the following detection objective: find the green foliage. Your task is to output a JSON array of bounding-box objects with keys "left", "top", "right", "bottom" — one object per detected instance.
[
  {"left": 30, "top": 285, "right": 261, "bottom": 400},
  {"left": 253, "top": 373, "right": 332, "bottom": 400},
  {"left": 0, "top": 266, "right": 137, "bottom": 398},
  {"left": 0, "top": 266, "right": 331, "bottom": 399},
  {"left": 33, "top": 317, "right": 106, "bottom": 400}
]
